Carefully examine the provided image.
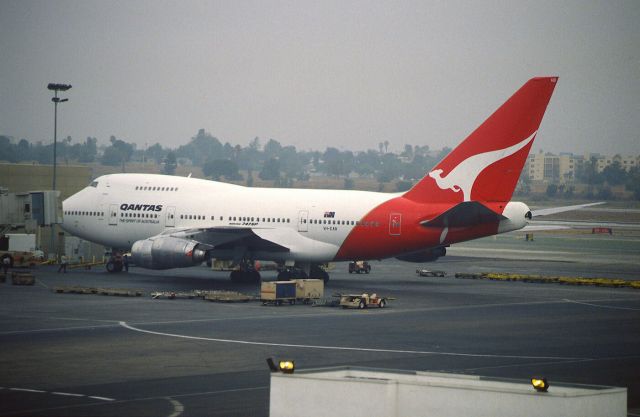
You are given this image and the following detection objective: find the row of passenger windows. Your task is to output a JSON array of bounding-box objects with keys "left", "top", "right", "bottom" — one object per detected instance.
[
  {"left": 179, "top": 214, "right": 291, "bottom": 223},
  {"left": 63, "top": 210, "right": 378, "bottom": 228},
  {"left": 120, "top": 212, "right": 159, "bottom": 219},
  {"left": 176, "top": 215, "right": 378, "bottom": 227},
  {"left": 304, "top": 219, "right": 380, "bottom": 227},
  {"left": 64, "top": 210, "right": 104, "bottom": 217},
  {"left": 135, "top": 185, "right": 179, "bottom": 191}
]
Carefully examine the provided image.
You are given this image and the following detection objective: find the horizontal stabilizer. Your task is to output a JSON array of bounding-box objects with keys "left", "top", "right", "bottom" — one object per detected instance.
[
  {"left": 531, "top": 202, "right": 605, "bottom": 217},
  {"left": 421, "top": 201, "right": 506, "bottom": 228}
]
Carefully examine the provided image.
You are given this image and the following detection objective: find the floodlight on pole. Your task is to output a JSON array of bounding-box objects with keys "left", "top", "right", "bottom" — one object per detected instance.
[
  {"left": 47, "top": 82, "right": 71, "bottom": 261},
  {"left": 47, "top": 83, "right": 72, "bottom": 192}
]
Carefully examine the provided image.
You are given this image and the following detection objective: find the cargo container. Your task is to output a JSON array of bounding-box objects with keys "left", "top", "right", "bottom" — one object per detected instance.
[
  {"left": 261, "top": 281, "right": 297, "bottom": 305},
  {"left": 294, "top": 279, "right": 324, "bottom": 303}
]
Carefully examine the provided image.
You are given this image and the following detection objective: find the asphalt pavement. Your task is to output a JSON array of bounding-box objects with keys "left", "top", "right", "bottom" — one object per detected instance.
[{"left": 1, "top": 233, "right": 639, "bottom": 416}]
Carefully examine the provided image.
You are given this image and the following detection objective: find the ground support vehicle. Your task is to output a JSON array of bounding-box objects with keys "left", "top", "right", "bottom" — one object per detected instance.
[
  {"left": 11, "top": 272, "right": 35, "bottom": 285},
  {"left": 0, "top": 251, "right": 39, "bottom": 268},
  {"left": 261, "top": 281, "right": 297, "bottom": 306},
  {"left": 293, "top": 279, "right": 324, "bottom": 304},
  {"left": 416, "top": 269, "right": 446, "bottom": 277},
  {"left": 348, "top": 261, "right": 371, "bottom": 274},
  {"left": 339, "top": 293, "right": 391, "bottom": 309},
  {"left": 0, "top": 234, "right": 42, "bottom": 268}
]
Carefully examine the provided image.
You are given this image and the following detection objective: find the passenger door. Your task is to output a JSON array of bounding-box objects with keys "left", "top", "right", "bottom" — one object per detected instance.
[
  {"left": 166, "top": 206, "right": 176, "bottom": 227},
  {"left": 108, "top": 204, "right": 119, "bottom": 226},
  {"left": 298, "top": 210, "right": 308, "bottom": 232}
]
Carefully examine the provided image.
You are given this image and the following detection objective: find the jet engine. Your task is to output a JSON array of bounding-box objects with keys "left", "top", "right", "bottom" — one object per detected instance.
[
  {"left": 396, "top": 246, "right": 447, "bottom": 263},
  {"left": 131, "top": 237, "right": 207, "bottom": 270}
]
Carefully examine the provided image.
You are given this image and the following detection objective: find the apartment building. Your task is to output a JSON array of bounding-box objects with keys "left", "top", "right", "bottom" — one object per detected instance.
[{"left": 524, "top": 152, "right": 638, "bottom": 183}]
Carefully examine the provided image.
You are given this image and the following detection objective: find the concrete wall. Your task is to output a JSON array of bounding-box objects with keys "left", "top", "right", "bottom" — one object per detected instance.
[{"left": 270, "top": 368, "right": 626, "bottom": 417}]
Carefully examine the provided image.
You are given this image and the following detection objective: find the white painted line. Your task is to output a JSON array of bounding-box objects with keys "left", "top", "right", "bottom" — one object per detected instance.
[
  {"left": 169, "top": 386, "right": 268, "bottom": 400},
  {"left": 10, "top": 388, "right": 46, "bottom": 393},
  {"left": 51, "top": 391, "right": 85, "bottom": 397},
  {"left": 119, "top": 321, "right": 587, "bottom": 361},
  {"left": 35, "top": 279, "right": 49, "bottom": 289},
  {"left": 0, "top": 324, "right": 118, "bottom": 336},
  {"left": 564, "top": 299, "right": 640, "bottom": 311},
  {"left": 87, "top": 396, "right": 115, "bottom": 401},
  {"left": 166, "top": 397, "right": 184, "bottom": 417}
]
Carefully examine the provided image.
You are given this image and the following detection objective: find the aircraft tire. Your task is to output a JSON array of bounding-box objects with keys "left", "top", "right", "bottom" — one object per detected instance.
[{"left": 106, "top": 260, "right": 123, "bottom": 273}]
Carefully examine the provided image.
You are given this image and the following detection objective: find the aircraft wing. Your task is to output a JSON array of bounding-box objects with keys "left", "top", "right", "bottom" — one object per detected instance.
[
  {"left": 155, "top": 226, "right": 340, "bottom": 261},
  {"left": 158, "top": 226, "right": 290, "bottom": 253}
]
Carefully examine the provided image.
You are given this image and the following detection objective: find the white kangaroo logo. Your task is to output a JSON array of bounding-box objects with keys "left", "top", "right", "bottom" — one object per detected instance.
[{"left": 428, "top": 131, "right": 536, "bottom": 201}]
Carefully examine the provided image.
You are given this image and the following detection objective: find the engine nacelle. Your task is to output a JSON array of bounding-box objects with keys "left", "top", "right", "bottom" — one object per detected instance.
[
  {"left": 131, "top": 237, "right": 207, "bottom": 270},
  {"left": 396, "top": 246, "right": 447, "bottom": 263}
]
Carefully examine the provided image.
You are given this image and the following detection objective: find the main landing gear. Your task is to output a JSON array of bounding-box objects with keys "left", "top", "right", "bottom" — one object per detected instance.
[
  {"left": 229, "top": 260, "right": 261, "bottom": 283},
  {"left": 277, "top": 264, "right": 329, "bottom": 283},
  {"left": 106, "top": 251, "right": 124, "bottom": 273}
]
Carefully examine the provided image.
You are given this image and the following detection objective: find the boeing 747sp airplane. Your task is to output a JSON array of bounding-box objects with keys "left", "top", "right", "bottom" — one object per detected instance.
[{"left": 61, "top": 77, "right": 592, "bottom": 282}]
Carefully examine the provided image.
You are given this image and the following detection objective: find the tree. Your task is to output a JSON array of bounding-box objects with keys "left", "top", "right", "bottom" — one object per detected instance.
[
  {"left": 175, "top": 129, "right": 223, "bottom": 166},
  {"left": 322, "top": 147, "right": 351, "bottom": 177},
  {"left": 395, "top": 180, "right": 413, "bottom": 192},
  {"left": 101, "top": 135, "right": 134, "bottom": 170},
  {"left": 626, "top": 167, "right": 640, "bottom": 200},
  {"left": 162, "top": 152, "right": 177, "bottom": 175},
  {"left": 401, "top": 144, "right": 413, "bottom": 159},
  {"left": 0, "top": 136, "right": 18, "bottom": 162},
  {"left": 601, "top": 160, "right": 626, "bottom": 186},
  {"left": 146, "top": 143, "right": 165, "bottom": 164},
  {"left": 246, "top": 169, "right": 254, "bottom": 187},
  {"left": 203, "top": 158, "right": 242, "bottom": 181},
  {"left": 259, "top": 157, "right": 281, "bottom": 180},
  {"left": 377, "top": 153, "right": 402, "bottom": 182},
  {"left": 546, "top": 183, "right": 558, "bottom": 197},
  {"left": 264, "top": 139, "right": 283, "bottom": 159}
]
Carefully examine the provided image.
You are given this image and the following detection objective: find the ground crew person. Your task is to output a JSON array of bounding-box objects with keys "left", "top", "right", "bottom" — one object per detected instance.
[
  {"left": 57, "top": 255, "right": 68, "bottom": 273},
  {"left": 123, "top": 254, "right": 129, "bottom": 272},
  {"left": 2, "top": 256, "right": 10, "bottom": 274}
]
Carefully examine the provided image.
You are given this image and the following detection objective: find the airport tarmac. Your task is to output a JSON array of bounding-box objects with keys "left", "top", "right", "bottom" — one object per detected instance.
[{"left": 1, "top": 231, "right": 639, "bottom": 417}]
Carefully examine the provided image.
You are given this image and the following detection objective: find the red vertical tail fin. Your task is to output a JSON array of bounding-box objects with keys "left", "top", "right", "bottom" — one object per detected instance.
[{"left": 404, "top": 77, "right": 558, "bottom": 204}]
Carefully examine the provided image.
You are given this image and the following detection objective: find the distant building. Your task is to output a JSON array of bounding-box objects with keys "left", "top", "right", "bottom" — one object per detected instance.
[
  {"left": 524, "top": 151, "right": 638, "bottom": 183},
  {"left": 591, "top": 153, "right": 639, "bottom": 173}
]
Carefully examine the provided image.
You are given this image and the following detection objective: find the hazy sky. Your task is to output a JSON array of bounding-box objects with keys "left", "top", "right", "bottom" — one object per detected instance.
[{"left": 1, "top": 0, "right": 638, "bottom": 155}]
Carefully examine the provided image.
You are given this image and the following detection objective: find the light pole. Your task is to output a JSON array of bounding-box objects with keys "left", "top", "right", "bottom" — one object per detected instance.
[
  {"left": 47, "top": 83, "right": 72, "bottom": 191},
  {"left": 47, "top": 83, "right": 71, "bottom": 260}
]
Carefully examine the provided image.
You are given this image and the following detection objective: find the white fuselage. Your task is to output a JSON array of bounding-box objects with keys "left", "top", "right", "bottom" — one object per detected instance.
[{"left": 61, "top": 173, "right": 396, "bottom": 262}]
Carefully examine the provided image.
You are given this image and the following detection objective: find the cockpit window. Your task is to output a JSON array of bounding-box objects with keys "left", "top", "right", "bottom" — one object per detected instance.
[{"left": 90, "top": 181, "right": 99, "bottom": 188}]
